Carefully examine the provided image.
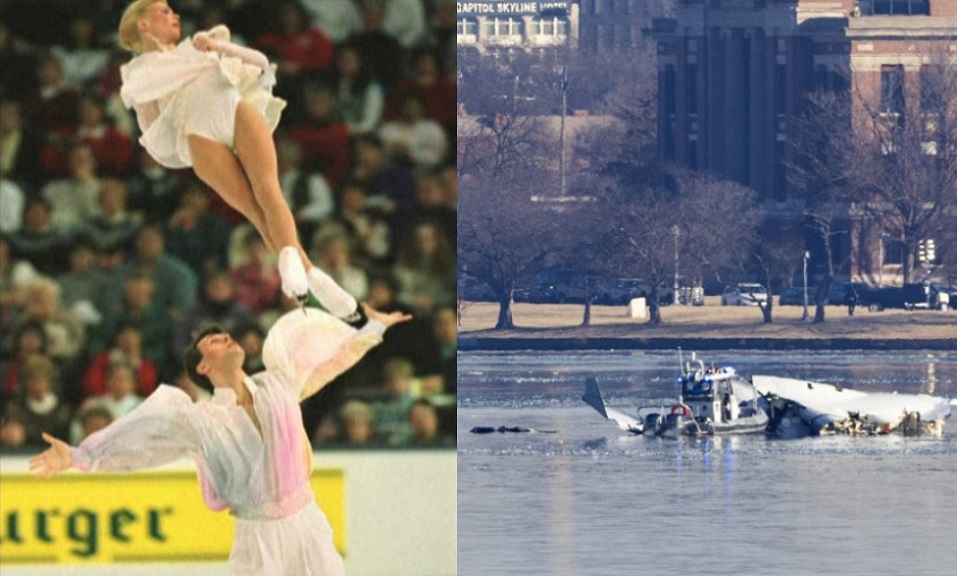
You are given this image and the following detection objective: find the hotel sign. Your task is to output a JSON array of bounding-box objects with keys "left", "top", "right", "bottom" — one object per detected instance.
[{"left": 457, "top": 1, "right": 571, "bottom": 15}]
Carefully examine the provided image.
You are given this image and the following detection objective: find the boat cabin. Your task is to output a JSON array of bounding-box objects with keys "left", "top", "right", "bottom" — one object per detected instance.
[{"left": 677, "top": 366, "right": 743, "bottom": 425}]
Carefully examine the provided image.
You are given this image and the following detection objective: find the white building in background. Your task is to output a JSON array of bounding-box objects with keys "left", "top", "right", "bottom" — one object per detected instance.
[{"left": 456, "top": 1, "right": 580, "bottom": 51}]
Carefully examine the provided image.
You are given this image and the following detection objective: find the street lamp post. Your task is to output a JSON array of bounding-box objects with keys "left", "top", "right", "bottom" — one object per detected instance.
[
  {"left": 802, "top": 250, "right": 810, "bottom": 321},
  {"left": 559, "top": 65, "right": 567, "bottom": 198},
  {"left": 878, "top": 230, "right": 890, "bottom": 287},
  {"left": 671, "top": 225, "right": 680, "bottom": 305}
]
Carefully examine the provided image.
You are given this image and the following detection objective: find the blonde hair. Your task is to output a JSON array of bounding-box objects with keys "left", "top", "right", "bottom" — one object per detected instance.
[
  {"left": 23, "top": 354, "right": 59, "bottom": 385},
  {"left": 118, "top": 0, "right": 165, "bottom": 53},
  {"left": 340, "top": 400, "right": 373, "bottom": 423}
]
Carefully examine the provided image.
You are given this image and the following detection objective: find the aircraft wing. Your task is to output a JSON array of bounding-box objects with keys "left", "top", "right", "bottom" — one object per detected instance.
[
  {"left": 753, "top": 375, "right": 952, "bottom": 434},
  {"left": 582, "top": 378, "right": 644, "bottom": 434}
]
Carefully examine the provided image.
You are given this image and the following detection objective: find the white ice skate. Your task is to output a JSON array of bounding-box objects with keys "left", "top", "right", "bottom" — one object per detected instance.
[
  {"left": 307, "top": 267, "right": 365, "bottom": 327},
  {"left": 278, "top": 246, "right": 309, "bottom": 309}
]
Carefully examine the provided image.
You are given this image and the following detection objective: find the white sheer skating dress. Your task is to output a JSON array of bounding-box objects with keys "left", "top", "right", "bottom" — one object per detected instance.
[
  {"left": 120, "top": 25, "right": 285, "bottom": 169},
  {"left": 70, "top": 308, "right": 384, "bottom": 575}
]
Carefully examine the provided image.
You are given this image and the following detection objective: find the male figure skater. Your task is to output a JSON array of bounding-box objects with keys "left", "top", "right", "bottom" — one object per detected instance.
[{"left": 31, "top": 305, "right": 410, "bottom": 575}]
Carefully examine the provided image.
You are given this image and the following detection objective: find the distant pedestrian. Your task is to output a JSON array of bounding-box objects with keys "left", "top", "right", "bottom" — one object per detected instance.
[{"left": 846, "top": 286, "right": 858, "bottom": 316}]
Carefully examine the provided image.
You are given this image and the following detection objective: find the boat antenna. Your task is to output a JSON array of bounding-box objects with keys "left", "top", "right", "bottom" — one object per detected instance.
[{"left": 677, "top": 347, "right": 684, "bottom": 373}]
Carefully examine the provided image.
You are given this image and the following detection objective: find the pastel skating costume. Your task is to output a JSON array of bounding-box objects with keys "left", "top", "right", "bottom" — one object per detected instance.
[
  {"left": 120, "top": 25, "right": 285, "bottom": 168},
  {"left": 69, "top": 308, "right": 385, "bottom": 576},
  {"left": 119, "top": 24, "right": 366, "bottom": 318}
]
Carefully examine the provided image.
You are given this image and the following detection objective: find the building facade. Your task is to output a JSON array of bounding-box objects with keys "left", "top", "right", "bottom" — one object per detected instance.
[
  {"left": 455, "top": 0, "right": 666, "bottom": 52},
  {"left": 456, "top": 1, "right": 581, "bottom": 51},
  {"left": 650, "top": 0, "right": 957, "bottom": 282},
  {"left": 650, "top": 0, "right": 957, "bottom": 203}
]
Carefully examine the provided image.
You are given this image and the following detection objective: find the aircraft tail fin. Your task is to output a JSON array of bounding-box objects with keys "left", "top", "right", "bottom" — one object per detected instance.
[
  {"left": 583, "top": 378, "right": 609, "bottom": 418},
  {"left": 583, "top": 378, "right": 644, "bottom": 433}
]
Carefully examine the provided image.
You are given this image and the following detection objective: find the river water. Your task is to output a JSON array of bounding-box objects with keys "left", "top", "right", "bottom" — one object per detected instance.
[{"left": 457, "top": 350, "right": 957, "bottom": 576}]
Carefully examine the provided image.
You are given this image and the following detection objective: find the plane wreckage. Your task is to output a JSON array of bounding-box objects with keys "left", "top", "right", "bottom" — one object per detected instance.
[
  {"left": 583, "top": 352, "right": 954, "bottom": 439},
  {"left": 753, "top": 375, "right": 954, "bottom": 437},
  {"left": 582, "top": 353, "right": 768, "bottom": 437}
]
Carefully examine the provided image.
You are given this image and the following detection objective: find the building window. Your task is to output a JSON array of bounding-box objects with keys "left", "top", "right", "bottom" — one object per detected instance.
[
  {"left": 483, "top": 18, "right": 523, "bottom": 38},
  {"left": 457, "top": 18, "right": 478, "bottom": 37},
  {"left": 920, "top": 65, "right": 945, "bottom": 111},
  {"left": 686, "top": 139, "right": 698, "bottom": 170},
  {"left": 880, "top": 64, "right": 904, "bottom": 115},
  {"left": 774, "top": 140, "right": 787, "bottom": 201},
  {"left": 884, "top": 238, "right": 905, "bottom": 265},
  {"left": 662, "top": 64, "right": 676, "bottom": 161},
  {"left": 686, "top": 62, "right": 698, "bottom": 114},
  {"left": 858, "top": 0, "right": 930, "bottom": 15},
  {"left": 530, "top": 18, "right": 568, "bottom": 37},
  {"left": 596, "top": 24, "right": 616, "bottom": 50},
  {"left": 774, "top": 64, "right": 787, "bottom": 114}
]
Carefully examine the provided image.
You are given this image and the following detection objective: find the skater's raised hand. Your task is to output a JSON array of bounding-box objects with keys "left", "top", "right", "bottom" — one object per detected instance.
[
  {"left": 29, "top": 433, "right": 73, "bottom": 478},
  {"left": 192, "top": 32, "right": 216, "bottom": 52},
  {"left": 362, "top": 304, "right": 413, "bottom": 329}
]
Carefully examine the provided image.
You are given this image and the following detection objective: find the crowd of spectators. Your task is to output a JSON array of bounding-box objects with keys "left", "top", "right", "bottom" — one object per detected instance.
[{"left": 0, "top": 0, "right": 457, "bottom": 452}]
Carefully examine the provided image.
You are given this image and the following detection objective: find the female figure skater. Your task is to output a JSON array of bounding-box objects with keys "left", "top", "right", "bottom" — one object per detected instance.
[
  {"left": 30, "top": 303, "right": 412, "bottom": 575},
  {"left": 116, "top": 0, "right": 358, "bottom": 321}
]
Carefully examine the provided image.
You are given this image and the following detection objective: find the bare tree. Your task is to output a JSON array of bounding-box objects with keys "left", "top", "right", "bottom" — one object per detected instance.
[
  {"left": 457, "top": 72, "right": 562, "bottom": 329},
  {"left": 789, "top": 86, "right": 858, "bottom": 323},
  {"left": 753, "top": 220, "right": 805, "bottom": 323},
  {"left": 792, "top": 49, "right": 957, "bottom": 303},
  {"left": 596, "top": 167, "right": 760, "bottom": 324},
  {"left": 458, "top": 171, "right": 560, "bottom": 329},
  {"left": 849, "top": 51, "right": 957, "bottom": 282}
]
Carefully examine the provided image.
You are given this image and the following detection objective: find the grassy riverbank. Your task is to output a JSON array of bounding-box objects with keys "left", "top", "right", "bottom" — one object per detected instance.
[{"left": 458, "top": 297, "right": 957, "bottom": 349}]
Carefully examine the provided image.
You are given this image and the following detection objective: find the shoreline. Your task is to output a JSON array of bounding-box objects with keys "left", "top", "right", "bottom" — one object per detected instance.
[
  {"left": 458, "top": 299, "right": 957, "bottom": 351},
  {"left": 459, "top": 336, "right": 956, "bottom": 351}
]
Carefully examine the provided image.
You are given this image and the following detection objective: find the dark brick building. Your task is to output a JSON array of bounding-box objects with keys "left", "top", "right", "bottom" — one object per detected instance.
[{"left": 650, "top": 0, "right": 957, "bottom": 202}]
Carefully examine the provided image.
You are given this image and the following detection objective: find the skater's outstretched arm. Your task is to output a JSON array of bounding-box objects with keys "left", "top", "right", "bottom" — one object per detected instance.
[
  {"left": 30, "top": 386, "right": 200, "bottom": 477},
  {"left": 296, "top": 306, "right": 412, "bottom": 401}
]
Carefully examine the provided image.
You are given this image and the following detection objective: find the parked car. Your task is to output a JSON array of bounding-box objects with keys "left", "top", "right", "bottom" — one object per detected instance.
[
  {"left": 721, "top": 283, "right": 769, "bottom": 306},
  {"left": 514, "top": 268, "right": 583, "bottom": 304},
  {"left": 779, "top": 286, "right": 811, "bottom": 306},
  {"left": 778, "top": 282, "right": 873, "bottom": 307},
  {"left": 512, "top": 281, "right": 560, "bottom": 304},
  {"left": 857, "top": 283, "right": 950, "bottom": 311},
  {"left": 595, "top": 278, "right": 653, "bottom": 305},
  {"left": 458, "top": 273, "right": 497, "bottom": 302}
]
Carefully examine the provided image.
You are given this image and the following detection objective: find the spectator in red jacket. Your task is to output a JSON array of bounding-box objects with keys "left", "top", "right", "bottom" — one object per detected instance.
[
  {"left": 256, "top": 0, "right": 335, "bottom": 104},
  {"left": 42, "top": 93, "right": 134, "bottom": 177},
  {"left": 287, "top": 82, "right": 351, "bottom": 190},
  {"left": 80, "top": 322, "right": 159, "bottom": 400},
  {"left": 22, "top": 53, "right": 79, "bottom": 136},
  {"left": 385, "top": 48, "right": 455, "bottom": 132}
]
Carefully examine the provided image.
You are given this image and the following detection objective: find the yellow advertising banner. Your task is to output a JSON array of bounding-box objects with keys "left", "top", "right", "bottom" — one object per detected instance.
[{"left": 0, "top": 469, "right": 345, "bottom": 564}]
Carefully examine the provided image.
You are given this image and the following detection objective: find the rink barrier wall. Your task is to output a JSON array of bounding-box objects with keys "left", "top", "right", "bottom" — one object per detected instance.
[
  {"left": 0, "top": 469, "right": 345, "bottom": 564},
  {"left": 0, "top": 449, "right": 456, "bottom": 576}
]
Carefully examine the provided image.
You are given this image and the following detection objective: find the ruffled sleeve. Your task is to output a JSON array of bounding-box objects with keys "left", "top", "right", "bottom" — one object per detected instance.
[
  {"left": 70, "top": 385, "right": 202, "bottom": 472},
  {"left": 261, "top": 308, "right": 385, "bottom": 400},
  {"left": 119, "top": 46, "right": 216, "bottom": 109}
]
